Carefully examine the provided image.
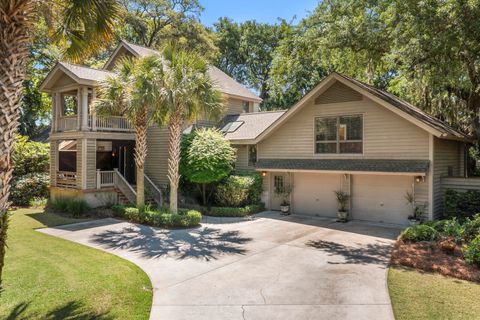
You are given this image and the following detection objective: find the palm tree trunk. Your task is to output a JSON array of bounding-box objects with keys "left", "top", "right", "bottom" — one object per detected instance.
[
  {"left": 167, "top": 105, "right": 183, "bottom": 214},
  {"left": 0, "top": 0, "right": 34, "bottom": 290},
  {"left": 134, "top": 109, "right": 148, "bottom": 207}
]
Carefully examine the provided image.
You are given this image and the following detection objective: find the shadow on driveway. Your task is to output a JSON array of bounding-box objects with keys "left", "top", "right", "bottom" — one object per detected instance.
[
  {"left": 91, "top": 225, "right": 253, "bottom": 261},
  {"left": 306, "top": 239, "right": 393, "bottom": 265}
]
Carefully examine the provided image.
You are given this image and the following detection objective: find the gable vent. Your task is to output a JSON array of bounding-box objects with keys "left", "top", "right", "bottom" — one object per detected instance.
[{"left": 315, "top": 81, "right": 363, "bottom": 104}]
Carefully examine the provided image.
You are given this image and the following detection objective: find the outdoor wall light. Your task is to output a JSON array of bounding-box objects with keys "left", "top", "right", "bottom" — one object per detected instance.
[
  {"left": 415, "top": 176, "right": 425, "bottom": 183},
  {"left": 261, "top": 171, "right": 267, "bottom": 177}
]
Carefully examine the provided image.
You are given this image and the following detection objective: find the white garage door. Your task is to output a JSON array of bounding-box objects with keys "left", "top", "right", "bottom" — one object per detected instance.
[
  {"left": 352, "top": 175, "right": 413, "bottom": 225},
  {"left": 293, "top": 172, "right": 341, "bottom": 217}
]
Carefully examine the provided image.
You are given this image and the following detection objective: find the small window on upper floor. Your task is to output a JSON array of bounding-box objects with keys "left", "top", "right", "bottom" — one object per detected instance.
[
  {"left": 315, "top": 115, "right": 363, "bottom": 154},
  {"left": 248, "top": 145, "right": 257, "bottom": 166},
  {"left": 242, "top": 101, "right": 250, "bottom": 113}
]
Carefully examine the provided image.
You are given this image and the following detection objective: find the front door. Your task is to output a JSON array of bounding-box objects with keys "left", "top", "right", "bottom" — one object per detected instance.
[{"left": 271, "top": 173, "right": 288, "bottom": 210}]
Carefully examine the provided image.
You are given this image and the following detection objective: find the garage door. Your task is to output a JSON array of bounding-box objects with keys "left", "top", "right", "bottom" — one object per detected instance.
[
  {"left": 352, "top": 175, "right": 413, "bottom": 225},
  {"left": 293, "top": 172, "right": 341, "bottom": 217}
]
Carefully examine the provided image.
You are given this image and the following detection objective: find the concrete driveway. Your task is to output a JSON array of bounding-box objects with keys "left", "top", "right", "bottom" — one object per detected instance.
[{"left": 39, "top": 212, "right": 400, "bottom": 320}]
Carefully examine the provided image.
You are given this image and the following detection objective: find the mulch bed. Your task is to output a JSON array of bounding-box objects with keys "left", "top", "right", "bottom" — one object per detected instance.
[{"left": 390, "top": 240, "right": 480, "bottom": 282}]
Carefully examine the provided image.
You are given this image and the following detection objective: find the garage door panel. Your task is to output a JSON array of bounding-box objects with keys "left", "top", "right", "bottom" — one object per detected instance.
[
  {"left": 293, "top": 173, "right": 341, "bottom": 217},
  {"left": 352, "top": 175, "right": 412, "bottom": 225}
]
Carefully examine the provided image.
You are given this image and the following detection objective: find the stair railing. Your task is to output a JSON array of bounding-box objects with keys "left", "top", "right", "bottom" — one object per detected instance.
[
  {"left": 113, "top": 169, "right": 137, "bottom": 204},
  {"left": 144, "top": 174, "right": 164, "bottom": 206}
]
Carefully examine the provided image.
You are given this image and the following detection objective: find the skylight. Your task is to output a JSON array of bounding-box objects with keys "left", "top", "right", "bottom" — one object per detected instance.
[{"left": 221, "top": 121, "right": 244, "bottom": 133}]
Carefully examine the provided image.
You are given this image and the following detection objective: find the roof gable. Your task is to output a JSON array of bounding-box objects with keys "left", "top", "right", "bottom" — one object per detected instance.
[
  {"left": 257, "top": 73, "right": 470, "bottom": 142},
  {"left": 103, "top": 40, "right": 262, "bottom": 102}
]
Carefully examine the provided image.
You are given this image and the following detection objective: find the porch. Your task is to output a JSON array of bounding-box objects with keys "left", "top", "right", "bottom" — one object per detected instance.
[{"left": 50, "top": 138, "right": 163, "bottom": 207}]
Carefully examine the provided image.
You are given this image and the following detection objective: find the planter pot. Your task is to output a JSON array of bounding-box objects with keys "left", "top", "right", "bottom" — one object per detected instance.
[
  {"left": 280, "top": 205, "right": 290, "bottom": 215},
  {"left": 337, "top": 210, "right": 348, "bottom": 222},
  {"left": 408, "top": 219, "right": 420, "bottom": 226}
]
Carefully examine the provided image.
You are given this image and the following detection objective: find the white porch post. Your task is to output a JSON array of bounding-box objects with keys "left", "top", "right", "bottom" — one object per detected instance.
[
  {"left": 96, "top": 169, "right": 101, "bottom": 189},
  {"left": 54, "top": 92, "right": 62, "bottom": 132},
  {"left": 50, "top": 93, "right": 55, "bottom": 133},
  {"left": 92, "top": 87, "right": 97, "bottom": 131},
  {"left": 81, "top": 86, "right": 89, "bottom": 131},
  {"left": 76, "top": 88, "right": 81, "bottom": 130}
]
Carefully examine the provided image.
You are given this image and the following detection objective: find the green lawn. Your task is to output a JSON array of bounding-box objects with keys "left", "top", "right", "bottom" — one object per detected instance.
[
  {"left": 388, "top": 266, "right": 480, "bottom": 320},
  {"left": 0, "top": 208, "right": 152, "bottom": 319}
]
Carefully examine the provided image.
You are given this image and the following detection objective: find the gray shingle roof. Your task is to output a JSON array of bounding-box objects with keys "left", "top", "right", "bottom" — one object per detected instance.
[
  {"left": 121, "top": 40, "right": 262, "bottom": 102},
  {"left": 59, "top": 62, "right": 114, "bottom": 82},
  {"left": 223, "top": 111, "right": 286, "bottom": 141},
  {"left": 256, "top": 159, "right": 430, "bottom": 173},
  {"left": 335, "top": 73, "right": 469, "bottom": 139}
]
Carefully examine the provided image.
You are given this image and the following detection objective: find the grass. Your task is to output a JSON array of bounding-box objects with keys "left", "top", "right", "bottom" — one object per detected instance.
[
  {"left": 0, "top": 208, "right": 152, "bottom": 319},
  {"left": 388, "top": 266, "right": 480, "bottom": 320}
]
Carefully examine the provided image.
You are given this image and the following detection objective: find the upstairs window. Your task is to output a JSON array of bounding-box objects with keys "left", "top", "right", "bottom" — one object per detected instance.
[
  {"left": 242, "top": 101, "right": 250, "bottom": 113},
  {"left": 315, "top": 115, "right": 363, "bottom": 154},
  {"left": 248, "top": 145, "right": 257, "bottom": 166}
]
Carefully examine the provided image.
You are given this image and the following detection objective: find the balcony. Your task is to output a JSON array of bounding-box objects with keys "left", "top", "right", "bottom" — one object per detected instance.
[{"left": 56, "top": 115, "right": 134, "bottom": 133}]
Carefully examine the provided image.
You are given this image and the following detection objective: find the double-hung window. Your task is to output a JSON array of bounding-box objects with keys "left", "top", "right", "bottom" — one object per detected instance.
[{"left": 315, "top": 115, "right": 363, "bottom": 154}]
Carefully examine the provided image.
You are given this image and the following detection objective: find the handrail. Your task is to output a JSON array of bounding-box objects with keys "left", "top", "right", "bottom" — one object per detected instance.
[
  {"left": 145, "top": 174, "right": 164, "bottom": 206},
  {"left": 113, "top": 169, "right": 136, "bottom": 204}
]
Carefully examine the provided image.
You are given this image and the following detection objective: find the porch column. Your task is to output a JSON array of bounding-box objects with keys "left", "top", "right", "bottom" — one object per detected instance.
[
  {"left": 77, "top": 88, "right": 81, "bottom": 130},
  {"left": 50, "top": 93, "right": 56, "bottom": 133},
  {"left": 54, "top": 92, "right": 62, "bottom": 132},
  {"left": 50, "top": 140, "right": 58, "bottom": 187},
  {"left": 91, "top": 87, "right": 97, "bottom": 131},
  {"left": 81, "top": 86, "right": 89, "bottom": 131}
]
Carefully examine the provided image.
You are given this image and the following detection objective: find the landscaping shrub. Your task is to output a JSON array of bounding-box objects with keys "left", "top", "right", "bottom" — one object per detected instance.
[
  {"left": 215, "top": 173, "right": 263, "bottom": 207},
  {"left": 401, "top": 224, "right": 438, "bottom": 242},
  {"left": 463, "top": 235, "right": 480, "bottom": 267},
  {"left": 112, "top": 205, "right": 202, "bottom": 228},
  {"left": 463, "top": 214, "right": 480, "bottom": 242},
  {"left": 49, "top": 198, "right": 90, "bottom": 217},
  {"left": 444, "top": 189, "right": 480, "bottom": 219},
  {"left": 206, "top": 204, "right": 265, "bottom": 217},
  {"left": 9, "top": 173, "right": 49, "bottom": 206},
  {"left": 439, "top": 218, "right": 464, "bottom": 241},
  {"left": 12, "top": 135, "right": 49, "bottom": 177}
]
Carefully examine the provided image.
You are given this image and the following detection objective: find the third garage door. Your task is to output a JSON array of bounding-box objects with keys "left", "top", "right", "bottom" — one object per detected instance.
[{"left": 351, "top": 175, "right": 412, "bottom": 225}]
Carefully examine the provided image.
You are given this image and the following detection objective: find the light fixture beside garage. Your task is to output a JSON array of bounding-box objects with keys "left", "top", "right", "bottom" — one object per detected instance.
[
  {"left": 261, "top": 171, "right": 267, "bottom": 177},
  {"left": 415, "top": 176, "right": 425, "bottom": 183}
]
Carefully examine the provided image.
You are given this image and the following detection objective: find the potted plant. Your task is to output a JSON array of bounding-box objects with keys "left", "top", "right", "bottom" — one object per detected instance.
[
  {"left": 334, "top": 190, "right": 350, "bottom": 222},
  {"left": 275, "top": 184, "right": 292, "bottom": 215},
  {"left": 405, "top": 191, "right": 422, "bottom": 225}
]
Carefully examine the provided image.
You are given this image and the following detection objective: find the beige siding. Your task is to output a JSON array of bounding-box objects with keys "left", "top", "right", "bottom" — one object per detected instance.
[
  {"left": 50, "top": 141, "right": 58, "bottom": 187},
  {"left": 234, "top": 145, "right": 255, "bottom": 172},
  {"left": 258, "top": 97, "right": 430, "bottom": 160},
  {"left": 76, "top": 139, "right": 83, "bottom": 188},
  {"left": 433, "top": 138, "right": 463, "bottom": 218},
  {"left": 315, "top": 82, "right": 362, "bottom": 104},
  {"left": 415, "top": 179, "right": 429, "bottom": 214},
  {"left": 225, "top": 98, "right": 248, "bottom": 115},
  {"left": 441, "top": 177, "right": 480, "bottom": 192},
  {"left": 145, "top": 125, "right": 170, "bottom": 186},
  {"left": 86, "top": 139, "right": 96, "bottom": 189}
]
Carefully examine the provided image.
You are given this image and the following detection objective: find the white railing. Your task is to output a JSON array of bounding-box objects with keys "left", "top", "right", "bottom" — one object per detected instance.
[
  {"left": 57, "top": 116, "right": 78, "bottom": 131},
  {"left": 96, "top": 170, "right": 115, "bottom": 189},
  {"left": 91, "top": 116, "right": 134, "bottom": 132},
  {"left": 56, "top": 171, "right": 78, "bottom": 189},
  {"left": 112, "top": 169, "right": 137, "bottom": 204}
]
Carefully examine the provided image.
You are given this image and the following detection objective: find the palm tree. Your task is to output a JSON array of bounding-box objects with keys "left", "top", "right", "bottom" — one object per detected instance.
[
  {"left": 156, "top": 47, "right": 224, "bottom": 214},
  {"left": 0, "top": 0, "right": 120, "bottom": 290},
  {"left": 95, "top": 56, "right": 164, "bottom": 207}
]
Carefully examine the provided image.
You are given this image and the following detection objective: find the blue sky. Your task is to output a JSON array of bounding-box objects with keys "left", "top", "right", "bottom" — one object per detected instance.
[{"left": 199, "top": 0, "right": 320, "bottom": 27}]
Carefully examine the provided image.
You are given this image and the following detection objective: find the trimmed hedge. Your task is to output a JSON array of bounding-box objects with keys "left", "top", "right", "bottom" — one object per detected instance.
[
  {"left": 444, "top": 189, "right": 480, "bottom": 219},
  {"left": 185, "top": 203, "right": 265, "bottom": 217},
  {"left": 112, "top": 205, "right": 202, "bottom": 228}
]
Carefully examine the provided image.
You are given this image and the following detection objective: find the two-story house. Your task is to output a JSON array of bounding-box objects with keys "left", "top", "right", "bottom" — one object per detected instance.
[
  {"left": 41, "top": 41, "right": 472, "bottom": 225},
  {"left": 40, "top": 40, "right": 262, "bottom": 207}
]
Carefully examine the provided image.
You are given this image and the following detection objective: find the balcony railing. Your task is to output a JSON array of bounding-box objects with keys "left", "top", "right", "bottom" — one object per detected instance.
[
  {"left": 90, "top": 116, "right": 134, "bottom": 132},
  {"left": 97, "top": 170, "right": 115, "bottom": 188},
  {"left": 57, "top": 116, "right": 78, "bottom": 131},
  {"left": 56, "top": 115, "right": 134, "bottom": 133}
]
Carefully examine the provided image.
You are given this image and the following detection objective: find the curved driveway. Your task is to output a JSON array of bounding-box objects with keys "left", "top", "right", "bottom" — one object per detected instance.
[{"left": 40, "top": 212, "right": 400, "bottom": 320}]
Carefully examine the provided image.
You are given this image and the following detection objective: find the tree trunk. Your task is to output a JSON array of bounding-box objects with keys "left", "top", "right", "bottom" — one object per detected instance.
[
  {"left": 202, "top": 183, "right": 206, "bottom": 206},
  {"left": 0, "top": 0, "right": 34, "bottom": 290},
  {"left": 134, "top": 109, "right": 148, "bottom": 207},
  {"left": 167, "top": 105, "right": 183, "bottom": 214}
]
